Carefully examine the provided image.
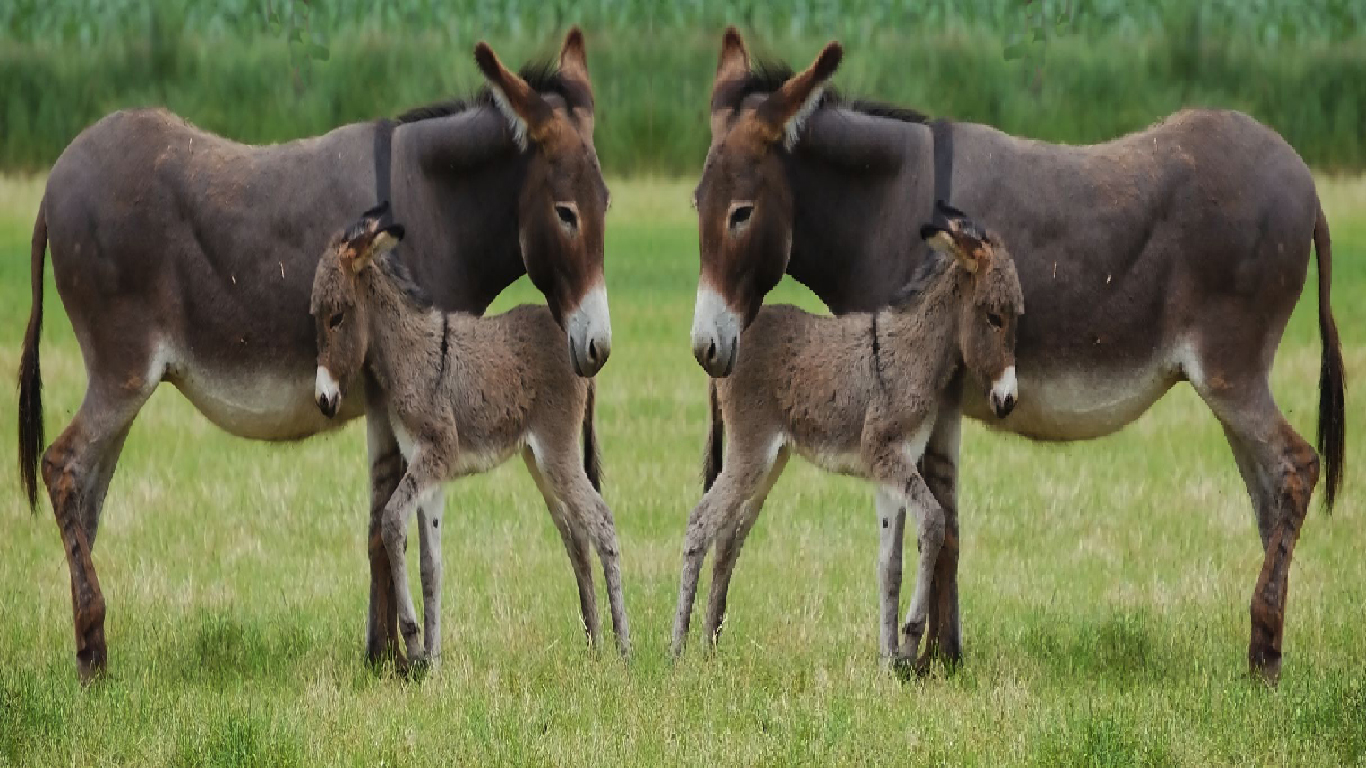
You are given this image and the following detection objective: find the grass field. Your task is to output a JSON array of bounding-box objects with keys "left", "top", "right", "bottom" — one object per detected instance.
[{"left": 0, "top": 174, "right": 1363, "bottom": 766}]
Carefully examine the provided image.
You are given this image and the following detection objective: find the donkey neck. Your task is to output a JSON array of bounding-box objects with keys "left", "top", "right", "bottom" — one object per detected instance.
[
  {"left": 358, "top": 260, "right": 454, "bottom": 392},
  {"left": 873, "top": 263, "right": 969, "bottom": 387},
  {"left": 389, "top": 108, "right": 530, "bottom": 315},
  {"left": 783, "top": 110, "right": 938, "bottom": 315}
]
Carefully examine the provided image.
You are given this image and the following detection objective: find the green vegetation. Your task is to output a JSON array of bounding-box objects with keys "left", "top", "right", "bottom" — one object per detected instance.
[
  {"left": 1, "top": 177, "right": 1364, "bottom": 765},
  {"left": 0, "top": 1, "right": 1364, "bottom": 174}
]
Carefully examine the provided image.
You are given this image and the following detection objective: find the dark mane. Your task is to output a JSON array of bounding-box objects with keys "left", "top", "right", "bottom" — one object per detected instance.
[
  {"left": 720, "top": 58, "right": 930, "bottom": 125},
  {"left": 889, "top": 250, "right": 951, "bottom": 308},
  {"left": 395, "top": 59, "right": 570, "bottom": 124},
  {"left": 376, "top": 251, "right": 434, "bottom": 311}
]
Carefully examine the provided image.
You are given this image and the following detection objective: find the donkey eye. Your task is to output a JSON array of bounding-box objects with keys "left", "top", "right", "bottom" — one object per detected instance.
[
  {"left": 329, "top": 312, "right": 345, "bottom": 329},
  {"left": 554, "top": 204, "right": 578, "bottom": 229},
  {"left": 729, "top": 204, "right": 754, "bottom": 229},
  {"left": 987, "top": 312, "right": 1004, "bottom": 329}
]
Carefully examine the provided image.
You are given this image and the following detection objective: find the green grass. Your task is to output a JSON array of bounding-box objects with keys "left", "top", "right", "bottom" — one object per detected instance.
[{"left": 1, "top": 176, "right": 1364, "bottom": 765}]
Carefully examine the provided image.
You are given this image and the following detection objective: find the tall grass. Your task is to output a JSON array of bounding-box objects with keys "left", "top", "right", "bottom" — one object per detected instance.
[{"left": 0, "top": 2, "right": 1363, "bottom": 174}]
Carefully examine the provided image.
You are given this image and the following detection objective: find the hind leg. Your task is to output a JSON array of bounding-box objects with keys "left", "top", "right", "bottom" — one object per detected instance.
[
  {"left": 541, "top": 447, "right": 631, "bottom": 656},
  {"left": 524, "top": 449, "right": 600, "bottom": 647},
  {"left": 702, "top": 449, "right": 787, "bottom": 648},
  {"left": 672, "top": 437, "right": 777, "bottom": 657},
  {"left": 43, "top": 376, "right": 153, "bottom": 683},
  {"left": 1196, "top": 376, "right": 1318, "bottom": 684}
]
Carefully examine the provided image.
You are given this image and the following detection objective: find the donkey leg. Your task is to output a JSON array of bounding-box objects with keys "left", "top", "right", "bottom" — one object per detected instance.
[
  {"left": 523, "top": 449, "right": 600, "bottom": 647},
  {"left": 43, "top": 377, "right": 153, "bottom": 683},
  {"left": 703, "top": 450, "right": 788, "bottom": 648},
  {"left": 897, "top": 479, "right": 945, "bottom": 664},
  {"left": 416, "top": 489, "right": 445, "bottom": 660},
  {"left": 672, "top": 459, "right": 764, "bottom": 657},
  {"left": 365, "top": 412, "right": 405, "bottom": 666},
  {"left": 921, "top": 411, "right": 963, "bottom": 665},
  {"left": 555, "top": 462, "right": 631, "bottom": 657},
  {"left": 874, "top": 489, "right": 907, "bottom": 660},
  {"left": 1196, "top": 376, "right": 1318, "bottom": 684},
  {"left": 379, "top": 462, "right": 442, "bottom": 667}
]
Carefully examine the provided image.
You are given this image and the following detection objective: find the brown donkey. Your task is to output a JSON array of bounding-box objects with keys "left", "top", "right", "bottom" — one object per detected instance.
[
  {"left": 312, "top": 206, "right": 628, "bottom": 665},
  {"left": 690, "top": 30, "right": 1345, "bottom": 682},
  {"left": 18, "top": 31, "right": 612, "bottom": 680},
  {"left": 673, "top": 203, "right": 1023, "bottom": 663}
]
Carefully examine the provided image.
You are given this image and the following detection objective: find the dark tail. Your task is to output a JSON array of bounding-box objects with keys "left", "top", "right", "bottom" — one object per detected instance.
[
  {"left": 583, "top": 380, "right": 602, "bottom": 493},
  {"left": 18, "top": 198, "right": 47, "bottom": 512},
  {"left": 702, "top": 380, "right": 724, "bottom": 492},
  {"left": 1313, "top": 204, "right": 1345, "bottom": 512}
]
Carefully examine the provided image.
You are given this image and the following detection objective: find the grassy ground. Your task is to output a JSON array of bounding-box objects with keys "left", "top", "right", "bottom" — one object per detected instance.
[{"left": 0, "top": 175, "right": 1363, "bottom": 766}]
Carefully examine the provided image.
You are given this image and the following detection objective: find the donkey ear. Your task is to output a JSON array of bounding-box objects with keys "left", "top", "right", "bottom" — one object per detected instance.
[
  {"left": 474, "top": 41, "right": 555, "bottom": 150},
  {"left": 714, "top": 27, "right": 751, "bottom": 88},
  {"left": 921, "top": 223, "right": 979, "bottom": 273},
  {"left": 371, "top": 224, "right": 404, "bottom": 256},
  {"left": 559, "top": 26, "right": 589, "bottom": 84},
  {"left": 754, "top": 40, "right": 843, "bottom": 148}
]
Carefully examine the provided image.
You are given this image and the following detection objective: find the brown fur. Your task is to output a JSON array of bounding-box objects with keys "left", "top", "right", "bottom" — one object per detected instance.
[
  {"left": 690, "top": 29, "right": 1345, "bottom": 681},
  {"left": 313, "top": 214, "right": 628, "bottom": 663},
  {"left": 19, "top": 29, "right": 612, "bottom": 681},
  {"left": 672, "top": 208, "right": 1022, "bottom": 662}
]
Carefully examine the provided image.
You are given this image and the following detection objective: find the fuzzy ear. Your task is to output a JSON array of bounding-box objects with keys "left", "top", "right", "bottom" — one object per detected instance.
[
  {"left": 373, "top": 224, "right": 405, "bottom": 254},
  {"left": 754, "top": 40, "right": 843, "bottom": 148},
  {"left": 474, "top": 41, "right": 555, "bottom": 150},
  {"left": 559, "top": 26, "right": 589, "bottom": 85},
  {"left": 921, "top": 223, "right": 978, "bottom": 273},
  {"left": 714, "top": 27, "right": 751, "bottom": 92}
]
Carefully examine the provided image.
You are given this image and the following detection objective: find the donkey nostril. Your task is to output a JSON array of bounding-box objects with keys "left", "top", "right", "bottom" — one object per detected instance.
[
  {"left": 587, "top": 339, "right": 598, "bottom": 363},
  {"left": 706, "top": 340, "right": 717, "bottom": 364}
]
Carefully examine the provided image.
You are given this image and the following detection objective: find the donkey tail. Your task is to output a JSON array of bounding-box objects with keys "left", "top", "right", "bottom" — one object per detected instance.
[
  {"left": 1313, "top": 203, "right": 1345, "bottom": 512},
  {"left": 702, "top": 380, "right": 724, "bottom": 492},
  {"left": 582, "top": 379, "right": 603, "bottom": 493},
  {"left": 19, "top": 197, "right": 48, "bottom": 513}
]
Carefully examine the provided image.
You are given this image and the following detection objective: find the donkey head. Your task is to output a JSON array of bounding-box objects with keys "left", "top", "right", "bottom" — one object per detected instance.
[
  {"left": 311, "top": 205, "right": 405, "bottom": 418},
  {"left": 691, "top": 28, "right": 842, "bottom": 376},
  {"left": 475, "top": 30, "right": 612, "bottom": 377},
  {"left": 920, "top": 203, "right": 1024, "bottom": 419}
]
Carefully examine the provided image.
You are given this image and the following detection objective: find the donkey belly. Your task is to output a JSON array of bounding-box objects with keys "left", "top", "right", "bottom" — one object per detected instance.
[
  {"left": 166, "top": 345, "right": 363, "bottom": 441},
  {"left": 964, "top": 360, "right": 1179, "bottom": 441}
]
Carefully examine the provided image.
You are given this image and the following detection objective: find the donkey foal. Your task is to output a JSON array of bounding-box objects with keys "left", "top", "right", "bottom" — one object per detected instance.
[
  {"left": 312, "top": 207, "right": 628, "bottom": 665},
  {"left": 672, "top": 203, "right": 1024, "bottom": 665}
]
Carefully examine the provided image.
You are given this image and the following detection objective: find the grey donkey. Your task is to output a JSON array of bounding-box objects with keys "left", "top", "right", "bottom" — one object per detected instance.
[
  {"left": 312, "top": 206, "right": 629, "bottom": 665},
  {"left": 672, "top": 203, "right": 1023, "bottom": 665}
]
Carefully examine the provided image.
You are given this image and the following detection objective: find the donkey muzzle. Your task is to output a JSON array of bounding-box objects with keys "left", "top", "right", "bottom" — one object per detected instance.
[
  {"left": 567, "top": 283, "right": 612, "bottom": 377},
  {"left": 315, "top": 366, "right": 342, "bottom": 418},
  {"left": 691, "top": 285, "right": 740, "bottom": 378},
  {"left": 990, "top": 365, "right": 1018, "bottom": 418}
]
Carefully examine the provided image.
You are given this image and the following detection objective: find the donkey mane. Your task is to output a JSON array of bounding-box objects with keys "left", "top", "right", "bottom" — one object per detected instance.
[
  {"left": 374, "top": 250, "right": 435, "bottom": 311},
  {"left": 724, "top": 59, "right": 931, "bottom": 125},
  {"left": 888, "top": 250, "right": 951, "bottom": 308},
  {"left": 395, "top": 60, "right": 572, "bottom": 124}
]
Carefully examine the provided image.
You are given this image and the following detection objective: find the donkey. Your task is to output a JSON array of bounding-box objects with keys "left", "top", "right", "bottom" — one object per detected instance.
[
  {"left": 689, "top": 29, "right": 1345, "bottom": 682},
  {"left": 673, "top": 204, "right": 1023, "bottom": 664},
  {"left": 17, "top": 30, "right": 613, "bottom": 681},
  {"left": 312, "top": 207, "right": 629, "bottom": 663}
]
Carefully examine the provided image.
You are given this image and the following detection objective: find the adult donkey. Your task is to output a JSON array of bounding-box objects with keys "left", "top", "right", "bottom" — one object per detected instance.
[
  {"left": 689, "top": 29, "right": 1344, "bottom": 683},
  {"left": 17, "top": 30, "right": 613, "bottom": 682}
]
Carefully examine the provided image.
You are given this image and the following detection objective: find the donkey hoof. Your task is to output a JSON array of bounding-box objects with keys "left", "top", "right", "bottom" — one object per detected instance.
[
  {"left": 76, "top": 651, "right": 107, "bottom": 686},
  {"left": 397, "top": 653, "right": 430, "bottom": 681},
  {"left": 1249, "top": 647, "right": 1282, "bottom": 687}
]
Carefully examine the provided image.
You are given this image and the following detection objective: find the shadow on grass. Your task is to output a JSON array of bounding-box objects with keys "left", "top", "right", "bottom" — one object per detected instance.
[{"left": 1014, "top": 608, "right": 1177, "bottom": 686}]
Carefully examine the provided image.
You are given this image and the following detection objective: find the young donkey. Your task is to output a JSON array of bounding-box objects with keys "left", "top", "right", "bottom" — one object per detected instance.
[
  {"left": 312, "top": 205, "right": 629, "bottom": 663},
  {"left": 673, "top": 203, "right": 1023, "bottom": 663}
]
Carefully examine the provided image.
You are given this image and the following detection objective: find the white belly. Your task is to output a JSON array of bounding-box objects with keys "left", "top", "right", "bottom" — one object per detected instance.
[
  {"left": 966, "top": 362, "right": 1179, "bottom": 441},
  {"left": 166, "top": 347, "right": 362, "bottom": 440}
]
